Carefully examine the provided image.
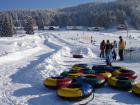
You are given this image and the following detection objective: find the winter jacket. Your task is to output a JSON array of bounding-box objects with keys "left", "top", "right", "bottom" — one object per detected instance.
[
  {"left": 105, "top": 43, "right": 113, "bottom": 54},
  {"left": 119, "top": 39, "right": 125, "bottom": 49},
  {"left": 100, "top": 42, "right": 106, "bottom": 50},
  {"left": 113, "top": 42, "right": 117, "bottom": 49}
]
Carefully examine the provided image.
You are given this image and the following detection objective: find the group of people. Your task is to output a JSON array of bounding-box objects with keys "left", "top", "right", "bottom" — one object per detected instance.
[{"left": 100, "top": 36, "right": 126, "bottom": 66}]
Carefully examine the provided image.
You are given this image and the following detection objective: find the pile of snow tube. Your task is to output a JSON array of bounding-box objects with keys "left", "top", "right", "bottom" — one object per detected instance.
[
  {"left": 43, "top": 63, "right": 140, "bottom": 102},
  {"left": 92, "top": 64, "right": 140, "bottom": 97}
]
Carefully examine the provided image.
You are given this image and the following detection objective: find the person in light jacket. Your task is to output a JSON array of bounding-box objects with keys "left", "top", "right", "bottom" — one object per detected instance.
[
  {"left": 118, "top": 36, "right": 126, "bottom": 61},
  {"left": 112, "top": 40, "right": 117, "bottom": 60}
]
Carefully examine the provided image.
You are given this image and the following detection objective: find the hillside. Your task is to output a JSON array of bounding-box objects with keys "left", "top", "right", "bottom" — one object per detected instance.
[{"left": 0, "top": 0, "right": 140, "bottom": 29}]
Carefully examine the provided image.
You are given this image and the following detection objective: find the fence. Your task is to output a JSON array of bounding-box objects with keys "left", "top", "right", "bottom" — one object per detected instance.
[{"left": 124, "top": 47, "right": 140, "bottom": 62}]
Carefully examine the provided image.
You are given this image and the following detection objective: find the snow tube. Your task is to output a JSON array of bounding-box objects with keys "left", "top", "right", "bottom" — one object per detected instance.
[
  {"left": 70, "top": 69, "right": 95, "bottom": 75},
  {"left": 57, "top": 82, "right": 94, "bottom": 100},
  {"left": 112, "top": 69, "right": 137, "bottom": 79},
  {"left": 61, "top": 71, "right": 84, "bottom": 79},
  {"left": 72, "top": 64, "right": 89, "bottom": 69},
  {"left": 73, "top": 54, "right": 83, "bottom": 58},
  {"left": 71, "top": 66, "right": 84, "bottom": 71},
  {"left": 76, "top": 75, "right": 106, "bottom": 88},
  {"left": 92, "top": 65, "right": 114, "bottom": 73},
  {"left": 108, "top": 76, "right": 134, "bottom": 90},
  {"left": 43, "top": 76, "right": 72, "bottom": 89},
  {"left": 111, "top": 66, "right": 126, "bottom": 70},
  {"left": 96, "top": 71, "right": 112, "bottom": 79},
  {"left": 132, "top": 83, "right": 140, "bottom": 96}
]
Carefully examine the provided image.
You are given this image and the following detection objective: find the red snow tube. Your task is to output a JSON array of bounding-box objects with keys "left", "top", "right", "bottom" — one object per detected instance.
[{"left": 43, "top": 76, "right": 72, "bottom": 89}]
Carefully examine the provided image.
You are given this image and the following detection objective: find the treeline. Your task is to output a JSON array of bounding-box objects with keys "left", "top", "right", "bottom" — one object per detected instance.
[
  {"left": 0, "top": 14, "right": 34, "bottom": 37},
  {"left": 118, "top": 0, "right": 140, "bottom": 29},
  {"left": 0, "top": 0, "right": 140, "bottom": 35}
]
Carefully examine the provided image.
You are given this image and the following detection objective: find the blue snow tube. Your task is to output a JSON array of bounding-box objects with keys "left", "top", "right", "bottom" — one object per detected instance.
[
  {"left": 75, "top": 75, "right": 106, "bottom": 88},
  {"left": 92, "top": 65, "right": 114, "bottom": 73}
]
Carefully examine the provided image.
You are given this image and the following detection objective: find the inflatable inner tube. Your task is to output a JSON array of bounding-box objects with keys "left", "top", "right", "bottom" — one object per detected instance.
[
  {"left": 132, "top": 83, "right": 140, "bottom": 96},
  {"left": 111, "top": 66, "right": 126, "bottom": 70},
  {"left": 95, "top": 71, "right": 112, "bottom": 79},
  {"left": 61, "top": 71, "right": 84, "bottom": 79},
  {"left": 73, "top": 54, "right": 83, "bottom": 58},
  {"left": 112, "top": 69, "right": 137, "bottom": 79},
  {"left": 108, "top": 76, "right": 134, "bottom": 90},
  {"left": 71, "top": 69, "right": 95, "bottom": 75},
  {"left": 92, "top": 65, "right": 113, "bottom": 73},
  {"left": 44, "top": 76, "right": 72, "bottom": 89},
  {"left": 76, "top": 75, "right": 106, "bottom": 88},
  {"left": 57, "top": 82, "right": 94, "bottom": 100},
  {"left": 72, "top": 64, "right": 89, "bottom": 69},
  {"left": 71, "top": 66, "right": 84, "bottom": 71}
]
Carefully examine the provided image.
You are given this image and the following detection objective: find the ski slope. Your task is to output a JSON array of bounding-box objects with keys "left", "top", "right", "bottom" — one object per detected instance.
[{"left": 0, "top": 30, "right": 140, "bottom": 105}]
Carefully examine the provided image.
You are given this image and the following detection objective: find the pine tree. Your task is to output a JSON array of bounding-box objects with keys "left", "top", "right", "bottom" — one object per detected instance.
[
  {"left": 35, "top": 16, "right": 44, "bottom": 30},
  {"left": 24, "top": 16, "right": 34, "bottom": 35},
  {"left": 0, "top": 14, "right": 13, "bottom": 37}
]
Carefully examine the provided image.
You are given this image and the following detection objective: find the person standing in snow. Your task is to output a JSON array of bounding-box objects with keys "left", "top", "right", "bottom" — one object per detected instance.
[
  {"left": 91, "top": 36, "right": 93, "bottom": 44},
  {"left": 112, "top": 40, "right": 117, "bottom": 60},
  {"left": 118, "top": 36, "right": 126, "bottom": 61},
  {"left": 100, "top": 40, "right": 106, "bottom": 58},
  {"left": 105, "top": 40, "right": 113, "bottom": 66}
]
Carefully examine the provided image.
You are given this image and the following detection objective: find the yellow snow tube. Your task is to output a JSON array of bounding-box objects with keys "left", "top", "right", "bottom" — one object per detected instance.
[
  {"left": 71, "top": 66, "right": 83, "bottom": 71},
  {"left": 108, "top": 76, "right": 133, "bottom": 90},
  {"left": 98, "top": 72, "right": 112, "bottom": 79},
  {"left": 108, "top": 77, "right": 118, "bottom": 87},
  {"left": 68, "top": 73, "right": 83, "bottom": 79},
  {"left": 57, "top": 83, "right": 94, "bottom": 100},
  {"left": 58, "top": 88, "right": 83, "bottom": 98},
  {"left": 44, "top": 77, "right": 57, "bottom": 87},
  {"left": 132, "top": 83, "right": 140, "bottom": 95}
]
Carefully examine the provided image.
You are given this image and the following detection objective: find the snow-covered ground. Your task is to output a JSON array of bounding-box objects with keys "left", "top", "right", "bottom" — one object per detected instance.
[{"left": 0, "top": 30, "right": 140, "bottom": 105}]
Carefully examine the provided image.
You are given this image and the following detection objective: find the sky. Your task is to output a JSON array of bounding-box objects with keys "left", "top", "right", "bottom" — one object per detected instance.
[{"left": 0, "top": 0, "right": 116, "bottom": 11}]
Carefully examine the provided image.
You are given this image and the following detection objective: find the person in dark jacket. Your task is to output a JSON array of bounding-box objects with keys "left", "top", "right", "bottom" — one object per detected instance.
[
  {"left": 100, "top": 40, "right": 106, "bottom": 58},
  {"left": 105, "top": 40, "right": 113, "bottom": 66}
]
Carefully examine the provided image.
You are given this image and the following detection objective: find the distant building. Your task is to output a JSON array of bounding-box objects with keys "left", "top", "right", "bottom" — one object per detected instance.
[
  {"left": 66, "top": 26, "right": 84, "bottom": 30},
  {"left": 87, "top": 27, "right": 104, "bottom": 31},
  {"left": 117, "top": 24, "right": 127, "bottom": 30}
]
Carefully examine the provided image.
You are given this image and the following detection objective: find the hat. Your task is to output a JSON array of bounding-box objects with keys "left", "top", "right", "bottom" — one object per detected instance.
[{"left": 119, "top": 36, "right": 122, "bottom": 38}]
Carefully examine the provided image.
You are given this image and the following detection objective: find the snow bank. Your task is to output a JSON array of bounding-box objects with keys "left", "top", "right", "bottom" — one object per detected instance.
[
  {"left": 0, "top": 47, "right": 42, "bottom": 64},
  {"left": 0, "top": 34, "right": 43, "bottom": 64}
]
